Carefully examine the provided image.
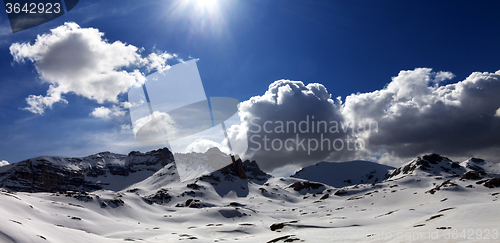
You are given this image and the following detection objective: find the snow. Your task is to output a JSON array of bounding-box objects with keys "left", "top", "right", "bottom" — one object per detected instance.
[
  {"left": 0, "top": 160, "right": 8, "bottom": 167},
  {"left": 0, "top": 153, "right": 499, "bottom": 242}
]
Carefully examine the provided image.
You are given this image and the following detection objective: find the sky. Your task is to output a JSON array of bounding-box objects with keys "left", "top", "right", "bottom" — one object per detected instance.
[{"left": 1, "top": 0, "right": 500, "bottom": 175}]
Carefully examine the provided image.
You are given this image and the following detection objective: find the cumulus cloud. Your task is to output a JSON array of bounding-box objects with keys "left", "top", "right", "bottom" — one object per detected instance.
[
  {"left": 229, "top": 80, "right": 349, "bottom": 171},
  {"left": 343, "top": 69, "right": 500, "bottom": 160},
  {"left": 0, "top": 160, "right": 9, "bottom": 167},
  {"left": 231, "top": 68, "right": 500, "bottom": 172},
  {"left": 10, "top": 22, "right": 175, "bottom": 114},
  {"left": 146, "top": 51, "right": 176, "bottom": 73}
]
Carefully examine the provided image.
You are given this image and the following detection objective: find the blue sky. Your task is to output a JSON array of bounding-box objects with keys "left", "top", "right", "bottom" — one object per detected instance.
[{"left": 1, "top": 0, "right": 500, "bottom": 172}]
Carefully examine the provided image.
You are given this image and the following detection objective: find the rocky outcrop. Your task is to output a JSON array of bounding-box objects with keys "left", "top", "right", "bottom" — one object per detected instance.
[
  {"left": 143, "top": 188, "right": 172, "bottom": 204},
  {"left": 287, "top": 181, "right": 326, "bottom": 194},
  {"left": 483, "top": 178, "right": 500, "bottom": 188},
  {"left": 461, "top": 171, "right": 486, "bottom": 180},
  {"left": 243, "top": 160, "right": 268, "bottom": 179},
  {"left": 230, "top": 155, "right": 247, "bottom": 179}
]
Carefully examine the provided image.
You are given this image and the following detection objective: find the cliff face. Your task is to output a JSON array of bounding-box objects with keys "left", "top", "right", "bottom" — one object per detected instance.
[{"left": 0, "top": 148, "right": 174, "bottom": 193}]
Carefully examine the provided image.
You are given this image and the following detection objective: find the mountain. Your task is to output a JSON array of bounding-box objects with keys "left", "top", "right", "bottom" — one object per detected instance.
[
  {"left": 291, "top": 160, "right": 395, "bottom": 187},
  {"left": 0, "top": 151, "right": 499, "bottom": 242}
]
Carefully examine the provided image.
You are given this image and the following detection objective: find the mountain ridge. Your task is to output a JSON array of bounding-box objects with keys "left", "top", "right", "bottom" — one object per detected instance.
[{"left": 0, "top": 148, "right": 174, "bottom": 192}]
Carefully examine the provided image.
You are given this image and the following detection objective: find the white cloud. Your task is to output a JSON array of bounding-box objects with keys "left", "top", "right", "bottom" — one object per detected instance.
[
  {"left": 186, "top": 138, "right": 226, "bottom": 153},
  {"left": 146, "top": 52, "right": 175, "bottom": 73},
  {"left": 229, "top": 80, "right": 346, "bottom": 171},
  {"left": 269, "top": 164, "right": 301, "bottom": 177},
  {"left": 342, "top": 68, "right": 500, "bottom": 160},
  {"left": 0, "top": 160, "right": 9, "bottom": 167},
  {"left": 120, "top": 124, "right": 132, "bottom": 131},
  {"left": 375, "top": 151, "right": 407, "bottom": 167},
  {"left": 10, "top": 22, "right": 175, "bottom": 114},
  {"left": 495, "top": 108, "right": 500, "bottom": 118},
  {"left": 90, "top": 105, "right": 126, "bottom": 119},
  {"left": 132, "top": 111, "right": 178, "bottom": 144}
]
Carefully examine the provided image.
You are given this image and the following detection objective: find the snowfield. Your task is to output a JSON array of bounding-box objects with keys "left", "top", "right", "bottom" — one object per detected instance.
[{"left": 0, "top": 151, "right": 499, "bottom": 242}]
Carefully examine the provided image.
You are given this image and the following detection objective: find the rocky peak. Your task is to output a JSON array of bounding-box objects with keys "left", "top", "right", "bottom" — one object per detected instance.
[
  {"left": 230, "top": 155, "right": 247, "bottom": 179},
  {"left": 388, "top": 153, "right": 464, "bottom": 179},
  {"left": 243, "top": 160, "right": 269, "bottom": 178}
]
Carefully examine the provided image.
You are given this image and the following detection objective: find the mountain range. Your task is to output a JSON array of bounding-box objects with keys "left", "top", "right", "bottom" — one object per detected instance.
[{"left": 0, "top": 148, "right": 499, "bottom": 242}]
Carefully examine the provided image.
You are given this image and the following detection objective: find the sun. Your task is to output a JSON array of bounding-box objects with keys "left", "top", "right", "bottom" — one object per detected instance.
[
  {"left": 167, "top": 0, "right": 231, "bottom": 38},
  {"left": 186, "top": 0, "right": 220, "bottom": 15},
  {"left": 196, "top": 0, "right": 218, "bottom": 10}
]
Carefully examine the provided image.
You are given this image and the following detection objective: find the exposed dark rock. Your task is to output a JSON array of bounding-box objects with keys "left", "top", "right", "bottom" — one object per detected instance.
[
  {"left": 266, "top": 235, "right": 300, "bottom": 243},
  {"left": 86, "top": 166, "right": 106, "bottom": 177},
  {"left": 228, "top": 202, "right": 245, "bottom": 207},
  {"left": 0, "top": 160, "right": 101, "bottom": 193},
  {"left": 437, "top": 227, "right": 452, "bottom": 230},
  {"left": 231, "top": 155, "right": 247, "bottom": 179},
  {"left": 243, "top": 160, "right": 269, "bottom": 179},
  {"left": 270, "top": 222, "right": 285, "bottom": 231},
  {"left": 426, "top": 214, "right": 444, "bottom": 221},
  {"left": 100, "top": 198, "right": 124, "bottom": 208},
  {"left": 185, "top": 199, "right": 204, "bottom": 208},
  {"left": 461, "top": 171, "right": 486, "bottom": 180},
  {"left": 484, "top": 178, "right": 500, "bottom": 188},
  {"left": 107, "top": 164, "right": 129, "bottom": 176},
  {"left": 187, "top": 183, "right": 203, "bottom": 190},
  {"left": 334, "top": 189, "right": 348, "bottom": 196},
  {"left": 288, "top": 181, "right": 325, "bottom": 192},
  {"left": 180, "top": 190, "right": 197, "bottom": 197},
  {"left": 426, "top": 180, "right": 458, "bottom": 194},
  {"left": 143, "top": 189, "right": 172, "bottom": 204},
  {"left": 175, "top": 198, "right": 213, "bottom": 208},
  {"left": 269, "top": 220, "right": 298, "bottom": 232},
  {"left": 476, "top": 179, "right": 489, "bottom": 185},
  {"left": 61, "top": 191, "right": 93, "bottom": 201},
  {"left": 423, "top": 154, "right": 445, "bottom": 164}
]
